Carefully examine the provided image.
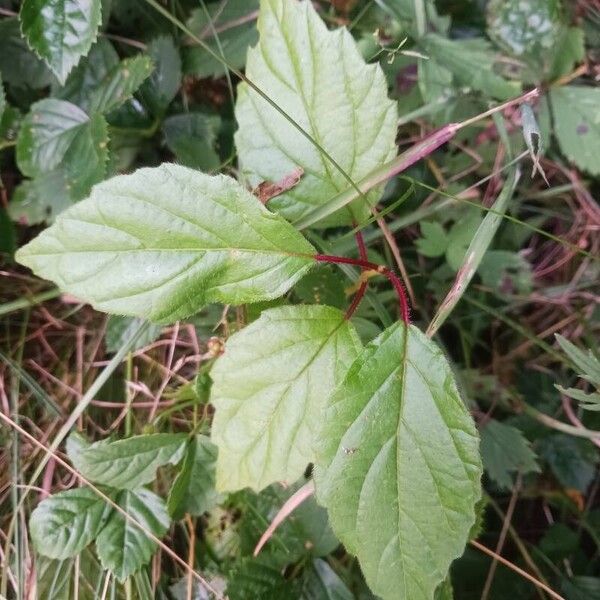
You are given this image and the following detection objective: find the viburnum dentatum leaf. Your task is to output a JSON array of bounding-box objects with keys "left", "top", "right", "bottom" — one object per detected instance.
[
  {"left": 29, "top": 487, "right": 110, "bottom": 559},
  {"left": 19, "top": 0, "right": 102, "bottom": 84},
  {"left": 234, "top": 0, "right": 397, "bottom": 226},
  {"left": 211, "top": 305, "right": 362, "bottom": 492},
  {"left": 314, "top": 322, "right": 482, "bottom": 600},
  {"left": 15, "top": 164, "right": 316, "bottom": 323}
]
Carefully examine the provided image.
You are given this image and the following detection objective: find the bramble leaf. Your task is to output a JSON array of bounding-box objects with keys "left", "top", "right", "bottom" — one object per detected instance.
[
  {"left": 88, "top": 54, "right": 154, "bottom": 114},
  {"left": 95, "top": 488, "right": 170, "bottom": 582},
  {"left": 550, "top": 86, "right": 600, "bottom": 176},
  {"left": 16, "top": 164, "right": 316, "bottom": 323},
  {"left": 315, "top": 322, "right": 482, "bottom": 600},
  {"left": 167, "top": 435, "right": 222, "bottom": 519},
  {"left": 19, "top": 0, "right": 102, "bottom": 84},
  {"left": 211, "top": 305, "right": 362, "bottom": 491},
  {"left": 235, "top": 0, "right": 397, "bottom": 226},
  {"left": 68, "top": 433, "right": 187, "bottom": 490},
  {"left": 480, "top": 419, "right": 540, "bottom": 489},
  {"left": 30, "top": 487, "right": 110, "bottom": 559}
]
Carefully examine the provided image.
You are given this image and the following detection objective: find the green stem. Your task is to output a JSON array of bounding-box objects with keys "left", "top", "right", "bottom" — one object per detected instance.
[{"left": 0, "top": 288, "right": 61, "bottom": 317}]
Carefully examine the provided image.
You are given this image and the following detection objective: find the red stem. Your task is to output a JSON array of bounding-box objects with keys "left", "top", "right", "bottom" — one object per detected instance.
[
  {"left": 315, "top": 254, "right": 410, "bottom": 324},
  {"left": 344, "top": 229, "right": 369, "bottom": 320}
]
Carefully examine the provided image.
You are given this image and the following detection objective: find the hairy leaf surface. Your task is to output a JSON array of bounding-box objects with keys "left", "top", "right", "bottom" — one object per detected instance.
[
  {"left": 69, "top": 433, "right": 187, "bottom": 489},
  {"left": 20, "top": 0, "right": 102, "bottom": 84},
  {"left": 211, "top": 305, "right": 362, "bottom": 491},
  {"left": 95, "top": 488, "right": 169, "bottom": 582},
  {"left": 315, "top": 322, "right": 482, "bottom": 600},
  {"left": 30, "top": 487, "right": 110, "bottom": 559},
  {"left": 16, "top": 164, "right": 316, "bottom": 323},
  {"left": 551, "top": 86, "right": 600, "bottom": 176},
  {"left": 235, "top": 0, "right": 397, "bottom": 226}
]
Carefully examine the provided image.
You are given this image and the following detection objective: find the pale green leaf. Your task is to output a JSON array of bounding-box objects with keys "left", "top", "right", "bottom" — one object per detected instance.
[
  {"left": 88, "top": 54, "right": 154, "bottom": 114},
  {"left": 314, "top": 322, "right": 482, "bottom": 600},
  {"left": 421, "top": 34, "right": 520, "bottom": 101},
  {"left": 551, "top": 86, "right": 600, "bottom": 176},
  {"left": 235, "top": 0, "right": 398, "bottom": 226},
  {"left": 20, "top": 0, "right": 102, "bottom": 84},
  {"left": 301, "top": 559, "right": 353, "bottom": 600},
  {"left": 415, "top": 221, "right": 449, "bottom": 258},
  {"left": 15, "top": 164, "right": 316, "bottom": 323},
  {"left": 95, "top": 488, "right": 170, "bottom": 582},
  {"left": 30, "top": 487, "right": 110, "bottom": 559},
  {"left": 211, "top": 305, "right": 362, "bottom": 492},
  {"left": 105, "top": 316, "right": 163, "bottom": 354},
  {"left": 556, "top": 334, "right": 600, "bottom": 386},
  {"left": 69, "top": 433, "right": 187, "bottom": 489},
  {"left": 167, "top": 435, "right": 222, "bottom": 519},
  {"left": 480, "top": 419, "right": 540, "bottom": 489},
  {"left": 16, "top": 99, "right": 89, "bottom": 178}
]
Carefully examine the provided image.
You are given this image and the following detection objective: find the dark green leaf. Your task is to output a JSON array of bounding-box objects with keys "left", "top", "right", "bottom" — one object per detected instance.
[
  {"left": 167, "top": 435, "right": 222, "bottom": 519},
  {"left": 162, "top": 113, "right": 220, "bottom": 172},
  {"left": 88, "top": 54, "right": 154, "bottom": 114},
  {"left": 30, "top": 487, "right": 111, "bottom": 559},
  {"left": 301, "top": 559, "right": 353, "bottom": 600},
  {"left": 20, "top": 0, "right": 102, "bottom": 84},
  {"left": 480, "top": 419, "right": 540, "bottom": 489},
  {"left": 69, "top": 433, "right": 187, "bottom": 489},
  {"left": 140, "top": 35, "right": 181, "bottom": 114},
  {"left": 95, "top": 488, "right": 170, "bottom": 582},
  {"left": 227, "top": 558, "right": 299, "bottom": 600}
]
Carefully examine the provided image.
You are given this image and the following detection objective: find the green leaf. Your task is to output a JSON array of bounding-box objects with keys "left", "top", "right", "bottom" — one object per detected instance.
[
  {"left": 211, "top": 305, "right": 362, "bottom": 491},
  {"left": 539, "top": 434, "right": 598, "bottom": 493},
  {"left": 235, "top": 0, "right": 398, "bottom": 226},
  {"left": 69, "top": 433, "right": 187, "bottom": 490},
  {"left": 19, "top": 0, "right": 102, "bottom": 84},
  {"left": 15, "top": 164, "right": 316, "bottom": 323},
  {"left": 167, "top": 435, "right": 222, "bottom": 520},
  {"left": 480, "top": 419, "right": 540, "bottom": 489},
  {"left": 0, "top": 18, "right": 54, "bottom": 89},
  {"left": 421, "top": 34, "right": 520, "bottom": 101},
  {"left": 415, "top": 221, "right": 449, "bottom": 258},
  {"left": 35, "top": 555, "right": 72, "bottom": 600},
  {"left": 105, "top": 316, "right": 163, "bottom": 354},
  {"left": 53, "top": 38, "right": 119, "bottom": 111},
  {"left": 0, "top": 74, "right": 5, "bottom": 123},
  {"left": 556, "top": 334, "right": 600, "bottom": 386},
  {"left": 162, "top": 113, "right": 220, "bottom": 172},
  {"left": 16, "top": 99, "right": 89, "bottom": 177},
  {"left": 550, "top": 85, "right": 600, "bottom": 176},
  {"left": 140, "top": 35, "right": 181, "bottom": 114},
  {"left": 314, "top": 322, "right": 482, "bottom": 600},
  {"left": 88, "top": 54, "right": 154, "bottom": 114},
  {"left": 227, "top": 558, "right": 300, "bottom": 599},
  {"left": 8, "top": 170, "right": 72, "bottom": 225},
  {"left": 29, "top": 487, "right": 110, "bottom": 559},
  {"left": 183, "top": 0, "right": 259, "bottom": 80},
  {"left": 301, "top": 559, "right": 353, "bottom": 600},
  {"left": 548, "top": 27, "right": 585, "bottom": 80},
  {"left": 95, "top": 488, "right": 170, "bottom": 582}
]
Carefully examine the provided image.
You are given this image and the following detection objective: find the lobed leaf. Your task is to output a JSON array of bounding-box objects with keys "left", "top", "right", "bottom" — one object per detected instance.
[
  {"left": 69, "top": 433, "right": 187, "bottom": 490},
  {"left": 315, "top": 322, "right": 482, "bottom": 600},
  {"left": 20, "top": 0, "right": 102, "bottom": 84},
  {"left": 15, "top": 164, "right": 316, "bottom": 323},
  {"left": 211, "top": 305, "right": 362, "bottom": 492},
  {"left": 235, "top": 0, "right": 397, "bottom": 226},
  {"left": 30, "top": 487, "right": 111, "bottom": 559}
]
